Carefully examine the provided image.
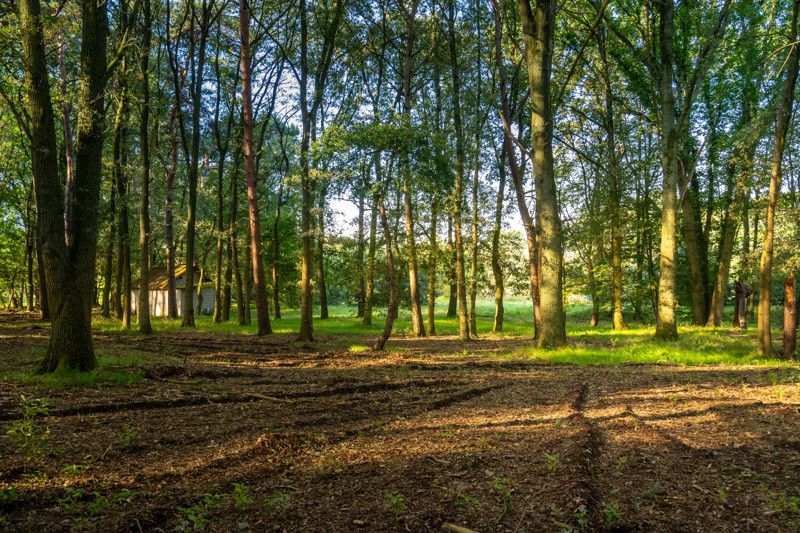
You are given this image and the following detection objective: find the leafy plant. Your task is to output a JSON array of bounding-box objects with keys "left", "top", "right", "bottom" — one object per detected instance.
[
  {"left": 603, "top": 502, "right": 622, "bottom": 526},
  {"left": 175, "top": 493, "right": 227, "bottom": 531},
  {"left": 6, "top": 396, "right": 50, "bottom": 470},
  {"left": 455, "top": 492, "right": 479, "bottom": 508},
  {"left": 383, "top": 491, "right": 406, "bottom": 521},
  {"left": 232, "top": 483, "right": 252, "bottom": 509},
  {"left": 544, "top": 452, "right": 560, "bottom": 472}
]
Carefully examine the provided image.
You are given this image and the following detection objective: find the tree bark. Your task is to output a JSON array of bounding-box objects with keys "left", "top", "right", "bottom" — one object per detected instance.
[
  {"left": 427, "top": 194, "right": 438, "bottom": 335},
  {"left": 654, "top": 0, "right": 680, "bottom": 340},
  {"left": 317, "top": 182, "right": 329, "bottom": 319},
  {"left": 446, "top": 215, "right": 457, "bottom": 318},
  {"left": 374, "top": 193, "right": 398, "bottom": 351},
  {"left": 518, "top": 0, "right": 565, "bottom": 347},
  {"left": 491, "top": 155, "right": 505, "bottom": 332},
  {"left": 758, "top": 0, "right": 800, "bottom": 357},
  {"left": 363, "top": 182, "right": 379, "bottom": 326},
  {"left": 20, "top": 0, "right": 108, "bottom": 372},
  {"left": 447, "top": 0, "right": 470, "bottom": 341},
  {"left": 783, "top": 271, "right": 796, "bottom": 359},
  {"left": 494, "top": 0, "right": 540, "bottom": 338},
  {"left": 239, "top": 0, "right": 271, "bottom": 335},
  {"left": 137, "top": 0, "right": 153, "bottom": 334},
  {"left": 356, "top": 188, "right": 366, "bottom": 317}
]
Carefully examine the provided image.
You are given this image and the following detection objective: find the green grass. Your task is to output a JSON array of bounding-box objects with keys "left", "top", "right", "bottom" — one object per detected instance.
[
  {"left": 4, "top": 299, "right": 796, "bottom": 389},
  {"left": 89, "top": 298, "right": 800, "bottom": 367}
]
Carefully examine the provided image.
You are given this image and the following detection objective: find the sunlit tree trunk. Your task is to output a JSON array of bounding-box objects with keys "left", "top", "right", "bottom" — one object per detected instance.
[
  {"left": 518, "top": 0, "right": 565, "bottom": 347},
  {"left": 491, "top": 155, "right": 505, "bottom": 332},
  {"left": 427, "top": 194, "right": 438, "bottom": 335},
  {"left": 758, "top": 0, "right": 800, "bottom": 356}
]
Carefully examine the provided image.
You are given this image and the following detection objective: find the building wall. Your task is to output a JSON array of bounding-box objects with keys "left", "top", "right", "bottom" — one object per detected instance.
[{"left": 131, "top": 287, "right": 216, "bottom": 317}]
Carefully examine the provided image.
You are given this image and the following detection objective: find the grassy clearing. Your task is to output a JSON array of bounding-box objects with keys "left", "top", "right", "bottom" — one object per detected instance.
[{"left": 4, "top": 298, "right": 796, "bottom": 389}]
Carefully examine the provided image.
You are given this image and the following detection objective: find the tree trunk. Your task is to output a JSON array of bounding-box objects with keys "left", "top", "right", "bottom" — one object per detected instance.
[
  {"left": 491, "top": 156, "right": 505, "bottom": 332},
  {"left": 758, "top": 0, "right": 800, "bottom": 356},
  {"left": 374, "top": 193, "right": 398, "bottom": 351},
  {"left": 58, "top": 34, "right": 75, "bottom": 247},
  {"left": 783, "top": 271, "right": 796, "bottom": 358},
  {"left": 181, "top": 1, "right": 212, "bottom": 328},
  {"left": 363, "top": 185, "right": 379, "bottom": 326},
  {"left": 356, "top": 189, "right": 366, "bottom": 317},
  {"left": 447, "top": 0, "right": 469, "bottom": 340},
  {"left": 317, "top": 182, "right": 329, "bottom": 319},
  {"left": 101, "top": 178, "right": 115, "bottom": 318},
  {"left": 239, "top": 0, "right": 271, "bottom": 335},
  {"left": 654, "top": 0, "right": 680, "bottom": 340},
  {"left": 447, "top": 215, "right": 457, "bottom": 318},
  {"left": 518, "top": 0, "right": 564, "bottom": 347},
  {"left": 20, "top": 0, "right": 108, "bottom": 372},
  {"left": 137, "top": 0, "right": 152, "bottom": 334},
  {"left": 494, "top": 0, "right": 540, "bottom": 338},
  {"left": 272, "top": 180, "right": 284, "bottom": 319},
  {"left": 427, "top": 194, "right": 438, "bottom": 335},
  {"left": 165, "top": 107, "right": 178, "bottom": 318}
]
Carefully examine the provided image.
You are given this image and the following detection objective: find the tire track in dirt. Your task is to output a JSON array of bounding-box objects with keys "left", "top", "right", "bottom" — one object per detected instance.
[{"left": 569, "top": 382, "right": 604, "bottom": 531}]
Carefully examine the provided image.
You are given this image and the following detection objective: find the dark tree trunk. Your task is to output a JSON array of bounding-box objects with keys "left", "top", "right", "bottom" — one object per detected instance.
[
  {"left": 138, "top": 0, "right": 152, "bottom": 334},
  {"left": 374, "top": 194, "right": 398, "bottom": 351},
  {"left": 20, "top": 0, "right": 108, "bottom": 372}
]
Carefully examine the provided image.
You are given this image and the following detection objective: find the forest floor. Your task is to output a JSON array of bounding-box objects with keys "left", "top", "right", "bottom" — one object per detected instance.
[{"left": 1, "top": 306, "right": 800, "bottom": 532}]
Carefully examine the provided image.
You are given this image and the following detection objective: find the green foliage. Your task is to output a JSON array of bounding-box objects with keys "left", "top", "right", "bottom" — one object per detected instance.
[
  {"left": 383, "top": 491, "right": 406, "bottom": 521},
  {"left": 6, "top": 396, "right": 50, "bottom": 470}
]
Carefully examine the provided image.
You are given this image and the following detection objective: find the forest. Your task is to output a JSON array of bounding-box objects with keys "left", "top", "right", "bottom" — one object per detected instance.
[{"left": 1, "top": 0, "right": 800, "bottom": 530}]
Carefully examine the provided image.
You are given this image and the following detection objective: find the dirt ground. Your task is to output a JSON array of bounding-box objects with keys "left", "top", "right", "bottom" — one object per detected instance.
[{"left": 1, "top": 314, "right": 800, "bottom": 532}]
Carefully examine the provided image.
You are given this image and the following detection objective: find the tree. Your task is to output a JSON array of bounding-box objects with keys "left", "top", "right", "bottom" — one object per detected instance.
[
  {"left": 758, "top": 0, "right": 800, "bottom": 357},
  {"left": 20, "top": 0, "right": 111, "bottom": 372},
  {"left": 518, "top": 0, "right": 566, "bottom": 348}
]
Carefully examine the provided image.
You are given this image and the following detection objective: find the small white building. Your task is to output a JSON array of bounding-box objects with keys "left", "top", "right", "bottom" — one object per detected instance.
[{"left": 132, "top": 264, "right": 215, "bottom": 317}]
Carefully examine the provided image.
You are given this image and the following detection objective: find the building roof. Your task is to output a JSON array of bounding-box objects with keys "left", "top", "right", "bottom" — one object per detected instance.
[{"left": 140, "top": 265, "right": 211, "bottom": 290}]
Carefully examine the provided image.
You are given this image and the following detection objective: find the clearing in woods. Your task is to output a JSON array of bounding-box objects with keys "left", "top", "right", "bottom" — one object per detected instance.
[{"left": 1, "top": 305, "right": 799, "bottom": 532}]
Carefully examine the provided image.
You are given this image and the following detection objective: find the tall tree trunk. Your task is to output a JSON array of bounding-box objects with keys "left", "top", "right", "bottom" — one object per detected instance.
[
  {"left": 758, "top": 0, "right": 800, "bottom": 356},
  {"left": 446, "top": 215, "right": 457, "bottom": 318},
  {"left": 492, "top": 156, "right": 505, "bottom": 332},
  {"left": 239, "top": 0, "right": 271, "bottom": 335},
  {"left": 297, "top": 0, "right": 314, "bottom": 341},
  {"left": 272, "top": 180, "right": 284, "bottom": 319},
  {"left": 400, "top": 0, "right": 425, "bottom": 337},
  {"left": 101, "top": 178, "right": 115, "bottom": 318},
  {"left": 363, "top": 182, "right": 379, "bottom": 326},
  {"left": 598, "top": 26, "right": 626, "bottom": 330},
  {"left": 138, "top": 0, "right": 152, "bottom": 334},
  {"left": 181, "top": 1, "right": 212, "bottom": 328},
  {"left": 165, "top": 107, "right": 178, "bottom": 318},
  {"left": 494, "top": 0, "right": 540, "bottom": 338},
  {"left": 356, "top": 189, "right": 366, "bottom": 317},
  {"left": 654, "top": 0, "right": 680, "bottom": 340},
  {"left": 21, "top": 0, "right": 108, "bottom": 372},
  {"left": 447, "top": 0, "right": 469, "bottom": 340},
  {"left": 317, "top": 182, "right": 329, "bottom": 319},
  {"left": 427, "top": 194, "right": 438, "bottom": 335},
  {"left": 783, "top": 271, "right": 796, "bottom": 358},
  {"left": 518, "top": 0, "right": 564, "bottom": 347},
  {"left": 36, "top": 237, "right": 48, "bottom": 320},
  {"left": 58, "top": 34, "right": 75, "bottom": 247},
  {"left": 374, "top": 193, "right": 398, "bottom": 351}
]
